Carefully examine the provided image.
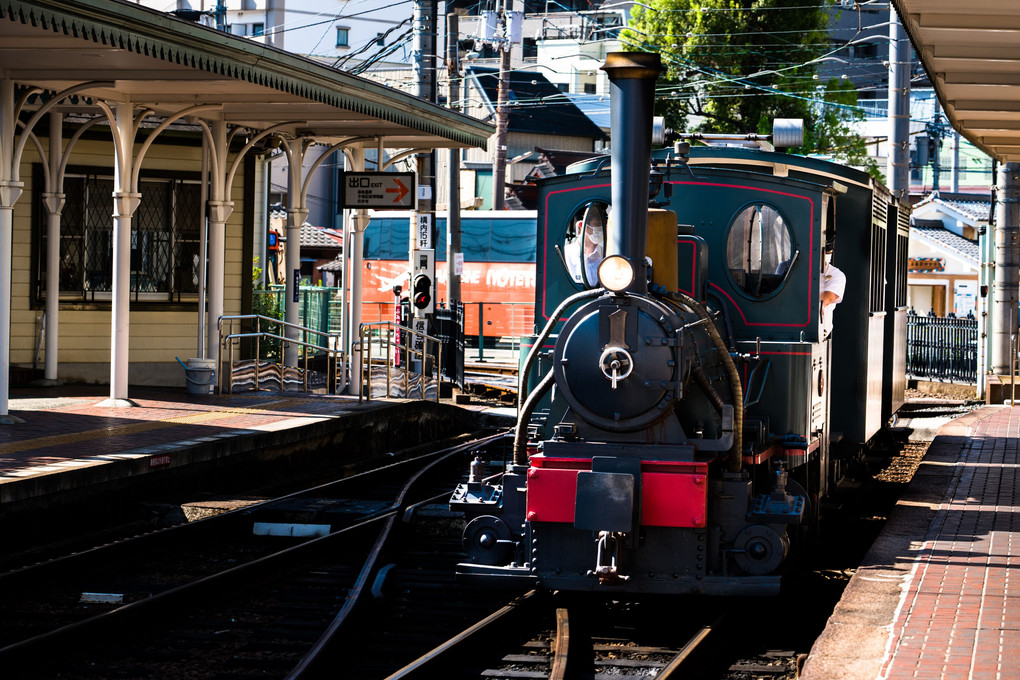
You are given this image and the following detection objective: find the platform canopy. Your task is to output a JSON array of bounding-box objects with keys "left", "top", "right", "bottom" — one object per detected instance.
[
  {"left": 0, "top": 0, "right": 491, "bottom": 148},
  {"left": 895, "top": 0, "right": 1020, "bottom": 162}
]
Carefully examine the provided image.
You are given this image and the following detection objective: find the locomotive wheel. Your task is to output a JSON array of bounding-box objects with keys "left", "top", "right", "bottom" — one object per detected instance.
[
  {"left": 733, "top": 525, "right": 789, "bottom": 575},
  {"left": 463, "top": 515, "right": 512, "bottom": 565}
]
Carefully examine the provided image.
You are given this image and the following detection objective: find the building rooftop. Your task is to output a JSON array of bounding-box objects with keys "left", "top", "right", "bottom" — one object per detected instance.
[
  {"left": 912, "top": 224, "right": 979, "bottom": 264},
  {"left": 467, "top": 66, "right": 606, "bottom": 140}
]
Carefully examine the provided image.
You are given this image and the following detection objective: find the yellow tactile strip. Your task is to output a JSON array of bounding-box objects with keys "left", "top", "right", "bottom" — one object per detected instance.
[{"left": 0, "top": 399, "right": 305, "bottom": 457}]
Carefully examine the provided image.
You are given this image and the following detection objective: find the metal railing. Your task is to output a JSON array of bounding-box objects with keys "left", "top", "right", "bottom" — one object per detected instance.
[
  {"left": 358, "top": 321, "right": 444, "bottom": 403},
  {"left": 906, "top": 311, "right": 977, "bottom": 383},
  {"left": 469, "top": 301, "right": 534, "bottom": 359},
  {"left": 218, "top": 314, "right": 345, "bottom": 394}
]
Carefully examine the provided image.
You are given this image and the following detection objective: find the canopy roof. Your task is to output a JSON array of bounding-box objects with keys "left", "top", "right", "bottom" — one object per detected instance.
[
  {"left": 895, "top": 0, "right": 1020, "bottom": 162},
  {"left": 0, "top": 0, "right": 491, "bottom": 149}
]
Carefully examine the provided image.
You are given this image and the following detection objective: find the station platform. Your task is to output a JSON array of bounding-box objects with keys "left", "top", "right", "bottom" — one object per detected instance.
[
  {"left": 0, "top": 385, "right": 496, "bottom": 518},
  {"left": 802, "top": 405, "right": 1019, "bottom": 680}
]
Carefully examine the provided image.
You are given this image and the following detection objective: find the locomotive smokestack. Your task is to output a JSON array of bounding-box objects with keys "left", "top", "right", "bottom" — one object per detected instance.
[{"left": 600, "top": 52, "right": 663, "bottom": 294}]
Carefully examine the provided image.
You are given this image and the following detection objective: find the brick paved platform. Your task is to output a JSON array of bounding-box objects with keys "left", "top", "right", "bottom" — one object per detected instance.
[
  {"left": 0, "top": 385, "right": 492, "bottom": 515},
  {"left": 802, "top": 405, "right": 1020, "bottom": 680}
]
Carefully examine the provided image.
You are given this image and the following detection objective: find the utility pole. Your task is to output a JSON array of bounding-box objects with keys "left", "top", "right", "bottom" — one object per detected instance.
[
  {"left": 214, "top": 0, "right": 226, "bottom": 32},
  {"left": 491, "top": 0, "right": 511, "bottom": 211},
  {"left": 447, "top": 13, "right": 462, "bottom": 305},
  {"left": 951, "top": 131, "right": 961, "bottom": 194},
  {"left": 925, "top": 113, "right": 950, "bottom": 195},
  {"left": 887, "top": 7, "right": 911, "bottom": 201}
]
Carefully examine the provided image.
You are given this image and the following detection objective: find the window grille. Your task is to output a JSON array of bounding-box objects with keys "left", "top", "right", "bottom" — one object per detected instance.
[{"left": 37, "top": 170, "right": 202, "bottom": 304}]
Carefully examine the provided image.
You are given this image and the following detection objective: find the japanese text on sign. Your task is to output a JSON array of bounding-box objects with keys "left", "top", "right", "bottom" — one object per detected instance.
[
  {"left": 416, "top": 213, "right": 432, "bottom": 249},
  {"left": 412, "top": 318, "right": 426, "bottom": 353},
  {"left": 339, "top": 172, "right": 415, "bottom": 209}
]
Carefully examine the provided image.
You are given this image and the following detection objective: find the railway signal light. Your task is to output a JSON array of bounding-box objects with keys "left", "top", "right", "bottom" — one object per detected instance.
[{"left": 413, "top": 273, "right": 433, "bottom": 313}]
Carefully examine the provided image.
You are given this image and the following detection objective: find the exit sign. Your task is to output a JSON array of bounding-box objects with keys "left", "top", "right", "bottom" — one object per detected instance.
[{"left": 340, "top": 172, "right": 416, "bottom": 209}]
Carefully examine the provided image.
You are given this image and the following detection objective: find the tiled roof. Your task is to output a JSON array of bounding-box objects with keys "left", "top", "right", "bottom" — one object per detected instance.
[
  {"left": 937, "top": 197, "right": 991, "bottom": 223},
  {"left": 912, "top": 225, "right": 979, "bottom": 264},
  {"left": 300, "top": 224, "right": 344, "bottom": 249}
]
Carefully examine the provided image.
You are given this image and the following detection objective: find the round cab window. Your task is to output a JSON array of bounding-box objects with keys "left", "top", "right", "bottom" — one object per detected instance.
[
  {"left": 564, "top": 201, "right": 608, "bottom": 288},
  {"left": 725, "top": 203, "right": 795, "bottom": 298}
]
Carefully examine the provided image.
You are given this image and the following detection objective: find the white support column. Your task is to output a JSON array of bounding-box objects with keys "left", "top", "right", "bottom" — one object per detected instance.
[
  {"left": 347, "top": 147, "right": 366, "bottom": 395},
  {"left": 206, "top": 119, "right": 233, "bottom": 372},
  {"left": 42, "top": 111, "right": 64, "bottom": 384},
  {"left": 197, "top": 136, "right": 209, "bottom": 358},
  {"left": 283, "top": 141, "right": 308, "bottom": 369},
  {"left": 0, "top": 79, "right": 25, "bottom": 423},
  {"left": 102, "top": 102, "right": 140, "bottom": 407},
  {"left": 992, "top": 163, "right": 1020, "bottom": 375}
]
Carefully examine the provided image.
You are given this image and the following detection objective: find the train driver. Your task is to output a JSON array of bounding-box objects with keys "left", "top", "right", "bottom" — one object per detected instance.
[
  {"left": 820, "top": 250, "right": 846, "bottom": 338},
  {"left": 583, "top": 225, "right": 605, "bottom": 286}
]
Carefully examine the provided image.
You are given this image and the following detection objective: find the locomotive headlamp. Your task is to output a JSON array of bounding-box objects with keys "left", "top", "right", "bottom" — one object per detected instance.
[{"left": 598, "top": 255, "right": 634, "bottom": 292}]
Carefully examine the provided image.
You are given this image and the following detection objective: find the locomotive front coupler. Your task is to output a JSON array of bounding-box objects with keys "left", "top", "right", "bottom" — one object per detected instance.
[{"left": 587, "top": 531, "right": 631, "bottom": 585}]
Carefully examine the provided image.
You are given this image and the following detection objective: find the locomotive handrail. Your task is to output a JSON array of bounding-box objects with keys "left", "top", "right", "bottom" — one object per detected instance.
[
  {"left": 514, "top": 287, "right": 604, "bottom": 466},
  {"left": 582, "top": 156, "right": 610, "bottom": 178},
  {"left": 743, "top": 360, "right": 771, "bottom": 409}
]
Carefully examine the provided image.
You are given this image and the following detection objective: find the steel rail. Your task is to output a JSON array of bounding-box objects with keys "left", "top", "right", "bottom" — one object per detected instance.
[
  {"left": 286, "top": 433, "right": 484, "bottom": 678},
  {"left": 0, "top": 433, "right": 504, "bottom": 667},
  {"left": 383, "top": 590, "right": 541, "bottom": 680},
  {"left": 550, "top": 607, "right": 572, "bottom": 680},
  {"left": 657, "top": 622, "right": 717, "bottom": 679}
]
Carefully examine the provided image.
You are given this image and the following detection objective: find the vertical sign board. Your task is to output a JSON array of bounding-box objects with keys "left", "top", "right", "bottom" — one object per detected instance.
[
  {"left": 394, "top": 297, "right": 402, "bottom": 368},
  {"left": 412, "top": 317, "right": 427, "bottom": 355},
  {"left": 293, "top": 269, "right": 300, "bottom": 303},
  {"left": 416, "top": 213, "right": 432, "bottom": 249}
]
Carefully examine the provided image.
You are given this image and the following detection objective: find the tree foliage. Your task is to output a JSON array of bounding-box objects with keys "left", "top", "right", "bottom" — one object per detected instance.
[{"left": 625, "top": 0, "right": 880, "bottom": 177}]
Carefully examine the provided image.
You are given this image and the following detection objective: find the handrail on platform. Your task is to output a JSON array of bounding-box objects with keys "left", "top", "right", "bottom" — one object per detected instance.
[
  {"left": 358, "top": 321, "right": 443, "bottom": 403},
  {"left": 218, "top": 314, "right": 346, "bottom": 395}
]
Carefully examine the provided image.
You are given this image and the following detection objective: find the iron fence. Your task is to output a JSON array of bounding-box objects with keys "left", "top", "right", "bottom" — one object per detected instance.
[{"left": 906, "top": 310, "right": 977, "bottom": 383}]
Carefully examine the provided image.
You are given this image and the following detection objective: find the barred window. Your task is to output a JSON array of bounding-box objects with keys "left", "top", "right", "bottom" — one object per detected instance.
[{"left": 38, "top": 170, "right": 202, "bottom": 304}]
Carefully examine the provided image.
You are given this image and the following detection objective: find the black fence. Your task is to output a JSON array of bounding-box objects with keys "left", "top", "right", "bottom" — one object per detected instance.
[
  {"left": 906, "top": 310, "right": 977, "bottom": 383},
  {"left": 433, "top": 301, "right": 465, "bottom": 390}
]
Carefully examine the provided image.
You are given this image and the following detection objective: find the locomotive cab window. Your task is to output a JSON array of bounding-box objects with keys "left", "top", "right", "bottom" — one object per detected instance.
[
  {"left": 564, "top": 200, "right": 608, "bottom": 288},
  {"left": 726, "top": 203, "right": 794, "bottom": 298}
]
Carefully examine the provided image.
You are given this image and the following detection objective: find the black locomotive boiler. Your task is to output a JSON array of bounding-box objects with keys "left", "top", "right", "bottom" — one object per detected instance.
[{"left": 450, "top": 52, "right": 909, "bottom": 596}]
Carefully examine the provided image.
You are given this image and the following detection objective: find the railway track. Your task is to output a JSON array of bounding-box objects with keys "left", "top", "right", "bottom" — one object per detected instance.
[
  {"left": 389, "top": 594, "right": 724, "bottom": 679},
  {"left": 463, "top": 361, "right": 519, "bottom": 402},
  {"left": 0, "top": 432, "right": 512, "bottom": 679}
]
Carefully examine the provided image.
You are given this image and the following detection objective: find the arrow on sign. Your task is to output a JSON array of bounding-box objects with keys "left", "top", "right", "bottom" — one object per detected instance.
[{"left": 386, "top": 179, "right": 409, "bottom": 204}]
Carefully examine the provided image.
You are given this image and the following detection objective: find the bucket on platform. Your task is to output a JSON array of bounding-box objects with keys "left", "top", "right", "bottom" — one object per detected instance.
[{"left": 181, "top": 357, "right": 216, "bottom": 395}]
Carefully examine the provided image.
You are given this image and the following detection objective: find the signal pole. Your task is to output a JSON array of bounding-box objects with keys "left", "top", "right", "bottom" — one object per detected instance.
[{"left": 412, "top": 0, "right": 438, "bottom": 361}]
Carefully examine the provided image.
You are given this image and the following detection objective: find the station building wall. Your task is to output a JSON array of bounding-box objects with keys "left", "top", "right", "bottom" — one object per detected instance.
[{"left": 10, "top": 134, "right": 250, "bottom": 387}]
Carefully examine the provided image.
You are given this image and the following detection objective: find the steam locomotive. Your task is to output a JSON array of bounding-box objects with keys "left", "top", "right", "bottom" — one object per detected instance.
[{"left": 450, "top": 52, "right": 909, "bottom": 595}]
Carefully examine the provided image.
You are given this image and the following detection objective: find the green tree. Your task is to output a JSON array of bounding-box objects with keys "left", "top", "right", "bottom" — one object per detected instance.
[
  {"left": 251, "top": 257, "right": 283, "bottom": 361},
  {"left": 625, "top": 0, "right": 879, "bottom": 176},
  {"left": 809, "top": 77, "right": 883, "bottom": 181}
]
